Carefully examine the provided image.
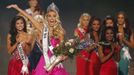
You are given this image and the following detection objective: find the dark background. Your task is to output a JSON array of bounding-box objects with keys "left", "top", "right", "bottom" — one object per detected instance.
[{"left": 0, "top": 0, "right": 134, "bottom": 75}]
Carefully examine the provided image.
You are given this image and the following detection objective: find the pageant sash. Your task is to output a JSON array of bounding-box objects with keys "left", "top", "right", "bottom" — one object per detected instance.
[
  {"left": 42, "top": 26, "right": 51, "bottom": 69},
  {"left": 49, "top": 45, "right": 63, "bottom": 67},
  {"left": 45, "top": 46, "right": 63, "bottom": 71},
  {"left": 122, "top": 46, "right": 132, "bottom": 61},
  {"left": 78, "top": 27, "right": 86, "bottom": 36},
  {"left": 17, "top": 42, "right": 29, "bottom": 75}
]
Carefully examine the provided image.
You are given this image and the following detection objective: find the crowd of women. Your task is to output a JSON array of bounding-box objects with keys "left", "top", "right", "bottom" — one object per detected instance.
[{"left": 6, "top": 0, "right": 134, "bottom": 75}]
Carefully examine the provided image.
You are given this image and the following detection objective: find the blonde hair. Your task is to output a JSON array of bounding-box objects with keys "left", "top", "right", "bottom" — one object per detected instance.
[
  {"left": 45, "top": 10, "right": 65, "bottom": 40},
  {"left": 78, "top": 13, "right": 91, "bottom": 27}
]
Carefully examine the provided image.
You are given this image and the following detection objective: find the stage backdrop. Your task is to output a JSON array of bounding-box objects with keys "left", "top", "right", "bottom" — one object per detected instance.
[{"left": 0, "top": 0, "right": 134, "bottom": 75}]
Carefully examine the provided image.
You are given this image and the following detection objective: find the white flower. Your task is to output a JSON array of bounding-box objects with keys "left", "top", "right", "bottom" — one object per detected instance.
[
  {"left": 56, "top": 44, "right": 59, "bottom": 47},
  {"left": 65, "top": 42, "right": 71, "bottom": 46},
  {"left": 68, "top": 39, "right": 74, "bottom": 43},
  {"left": 69, "top": 48, "right": 74, "bottom": 53}
]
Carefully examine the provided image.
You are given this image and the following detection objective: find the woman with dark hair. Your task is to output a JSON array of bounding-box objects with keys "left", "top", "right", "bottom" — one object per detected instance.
[
  {"left": 116, "top": 11, "right": 134, "bottom": 75},
  {"left": 98, "top": 27, "right": 120, "bottom": 75},
  {"left": 88, "top": 17, "right": 101, "bottom": 75},
  {"left": 26, "top": 0, "right": 42, "bottom": 15},
  {"left": 102, "top": 15, "right": 118, "bottom": 42},
  {"left": 103, "top": 15, "right": 117, "bottom": 30},
  {"left": 7, "top": 16, "right": 32, "bottom": 75}
]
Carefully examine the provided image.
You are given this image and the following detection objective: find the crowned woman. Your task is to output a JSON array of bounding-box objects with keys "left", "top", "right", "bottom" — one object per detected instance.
[{"left": 7, "top": 2, "right": 70, "bottom": 75}]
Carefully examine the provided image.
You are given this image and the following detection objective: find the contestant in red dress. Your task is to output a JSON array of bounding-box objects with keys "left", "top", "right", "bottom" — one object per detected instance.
[
  {"left": 98, "top": 27, "right": 120, "bottom": 75},
  {"left": 87, "top": 17, "right": 101, "bottom": 75},
  {"left": 7, "top": 16, "right": 32, "bottom": 75},
  {"left": 74, "top": 13, "right": 91, "bottom": 75}
]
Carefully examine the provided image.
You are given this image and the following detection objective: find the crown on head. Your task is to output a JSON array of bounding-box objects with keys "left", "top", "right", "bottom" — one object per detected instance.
[{"left": 47, "top": 2, "right": 59, "bottom": 12}]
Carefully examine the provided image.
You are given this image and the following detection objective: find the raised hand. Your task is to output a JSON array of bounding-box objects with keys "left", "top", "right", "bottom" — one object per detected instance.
[
  {"left": 111, "top": 43, "right": 116, "bottom": 53},
  {"left": 6, "top": 4, "right": 18, "bottom": 9}
]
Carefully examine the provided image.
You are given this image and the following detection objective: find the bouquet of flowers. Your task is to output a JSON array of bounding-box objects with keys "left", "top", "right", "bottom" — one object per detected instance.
[
  {"left": 45, "top": 39, "right": 79, "bottom": 71},
  {"left": 76, "top": 39, "right": 95, "bottom": 50},
  {"left": 53, "top": 39, "right": 78, "bottom": 58},
  {"left": 75, "top": 38, "right": 111, "bottom": 51}
]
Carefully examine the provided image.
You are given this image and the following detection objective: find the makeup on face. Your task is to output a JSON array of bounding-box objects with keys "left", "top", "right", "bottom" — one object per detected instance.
[
  {"left": 29, "top": 0, "right": 38, "bottom": 7},
  {"left": 92, "top": 20, "right": 100, "bottom": 32},
  {"left": 80, "top": 16, "right": 90, "bottom": 29},
  {"left": 47, "top": 11, "right": 57, "bottom": 27},
  {"left": 15, "top": 19, "right": 24, "bottom": 31},
  {"left": 106, "top": 19, "right": 114, "bottom": 27},
  {"left": 117, "top": 14, "right": 125, "bottom": 25},
  {"left": 105, "top": 29, "right": 114, "bottom": 41}
]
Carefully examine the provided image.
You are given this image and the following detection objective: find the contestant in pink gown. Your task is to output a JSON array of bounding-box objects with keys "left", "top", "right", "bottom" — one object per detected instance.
[{"left": 34, "top": 37, "right": 69, "bottom": 75}]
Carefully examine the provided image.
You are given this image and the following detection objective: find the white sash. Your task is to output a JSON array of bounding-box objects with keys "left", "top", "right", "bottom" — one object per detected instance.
[
  {"left": 17, "top": 42, "right": 29, "bottom": 75},
  {"left": 44, "top": 45, "right": 63, "bottom": 71},
  {"left": 49, "top": 45, "right": 63, "bottom": 67},
  {"left": 78, "top": 27, "right": 86, "bottom": 36},
  {"left": 42, "top": 26, "right": 63, "bottom": 71},
  {"left": 122, "top": 46, "right": 131, "bottom": 61},
  {"left": 42, "top": 26, "right": 51, "bottom": 68}
]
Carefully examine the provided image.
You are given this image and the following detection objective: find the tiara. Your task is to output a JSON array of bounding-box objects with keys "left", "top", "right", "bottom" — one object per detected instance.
[
  {"left": 82, "top": 13, "right": 90, "bottom": 17},
  {"left": 47, "top": 2, "right": 59, "bottom": 12}
]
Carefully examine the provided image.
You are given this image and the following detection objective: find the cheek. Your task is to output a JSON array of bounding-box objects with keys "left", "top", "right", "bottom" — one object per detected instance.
[
  {"left": 16, "top": 24, "right": 19, "bottom": 29},
  {"left": 97, "top": 25, "right": 100, "bottom": 29},
  {"left": 92, "top": 25, "right": 96, "bottom": 30},
  {"left": 47, "top": 17, "right": 51, "bottom": 20},
  {"left": 21, "top": 24, "right": 24, "bottom": 29},
  {"left": 93, "top": 25, "right": 100, "bottom": 31},
  {"left": 106, "top": 34, "right": 111, "bottom": 40},
  {"left": 118, "top": 18, "right": 124, "bottom": 22}
]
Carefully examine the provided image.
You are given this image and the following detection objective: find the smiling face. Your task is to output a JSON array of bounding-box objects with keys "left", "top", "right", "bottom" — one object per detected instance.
[
  {"left": 29, "top": 0, "right": 38, "bottom": 7},
  {"left": 80, "top": 16, "right": 90, "bottom": 30},
  {"left": 105, "top": 29, "right": 114, "bottom": 42},
  {"left": 47, "top": 10, "right": 57, "bottom": 27},
  {"left": 105, "top": 19, "right": 114, "bottom": 27},
  {"left": 92, "top": 20, "right": 100, "bottom": 32},
  {"left": 15, "top": 19, "right": 25, "bottom": 32},
  {"left": 117, "top": 14, "right": 125, "bottom": 25}
]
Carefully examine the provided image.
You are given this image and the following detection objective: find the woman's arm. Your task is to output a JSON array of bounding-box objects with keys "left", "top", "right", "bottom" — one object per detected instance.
[
  {"left": 98, "top": 45, "right": 114, "bottom": 63},
  {"left": 85, "top": 44, "right": 97, "bottom": 53},
  {"left": 7, "top": 34, "right": 19, "bottom": 54},
  {"left": 123, "top": 33, "right": 134, "bottom": 48},
  {"left": 7, "top": 4, "right": 43, "bottom": 32},
  {"left": 74, "top": 29, "right": 80, "bottom": 38},
  {"left": 114, "top": 43, "right": 121, "bottom": 62}
]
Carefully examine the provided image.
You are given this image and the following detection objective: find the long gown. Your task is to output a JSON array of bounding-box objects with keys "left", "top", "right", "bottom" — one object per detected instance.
[
  {"left": 100, "top": 47, "right": 119, "bottom": 75},
  {"left": 34, "top": 37, "right": 69, "bottom": 75},
  {"left": 88, "top": 49, "right": 101, "bottom": 75},
  {"left": 8, "top": 48, "right": 30, "bottom": 75},
  {"left": 119, "top": 34, "right": 130, "bottom": 75},
  {"left": 28, "top": 41, "right": 42, "bottom": 72},
  {"left": 75, "top": 28, "right": 90, "bottom": 75}
]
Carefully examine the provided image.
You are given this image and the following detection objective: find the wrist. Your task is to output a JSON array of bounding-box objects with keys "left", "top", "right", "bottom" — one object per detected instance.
[
  {"left": 16, "top": 41, "right": 20, "bottom": 45},
  {"left": 122, "top": 38, "right": 126, "bottom": 42}
]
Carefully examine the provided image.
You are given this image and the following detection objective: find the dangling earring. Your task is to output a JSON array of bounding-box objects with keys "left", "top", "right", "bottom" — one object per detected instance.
[
  {"left": 112, "top": 38, "right": 115, "bottom": 42},
  {"left": 123, "top": 24, "right": 126, "bottom": 28}
]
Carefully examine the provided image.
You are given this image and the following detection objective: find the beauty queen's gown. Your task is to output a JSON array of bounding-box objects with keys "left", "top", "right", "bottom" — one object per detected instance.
[
  {"left": 75, "top": 28, "right": 90, "bottom": 75},
  {"left": 28, "top": 41, "right": 42, "bottom": 72},
  {"left": 34, "top": 37, "right": 69, "bottom": 75},
  {"left": 8, "top": 48, "right": 30, "bottom": 75},
  {"left": 88, "top": 48, "right": 101, "bottom": 75},
  {"left": 100, "top": 47, "right": 119, "bottom": 75},
  {"left": 119, "top": 34, "right": 131, "bottom": 75}
]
